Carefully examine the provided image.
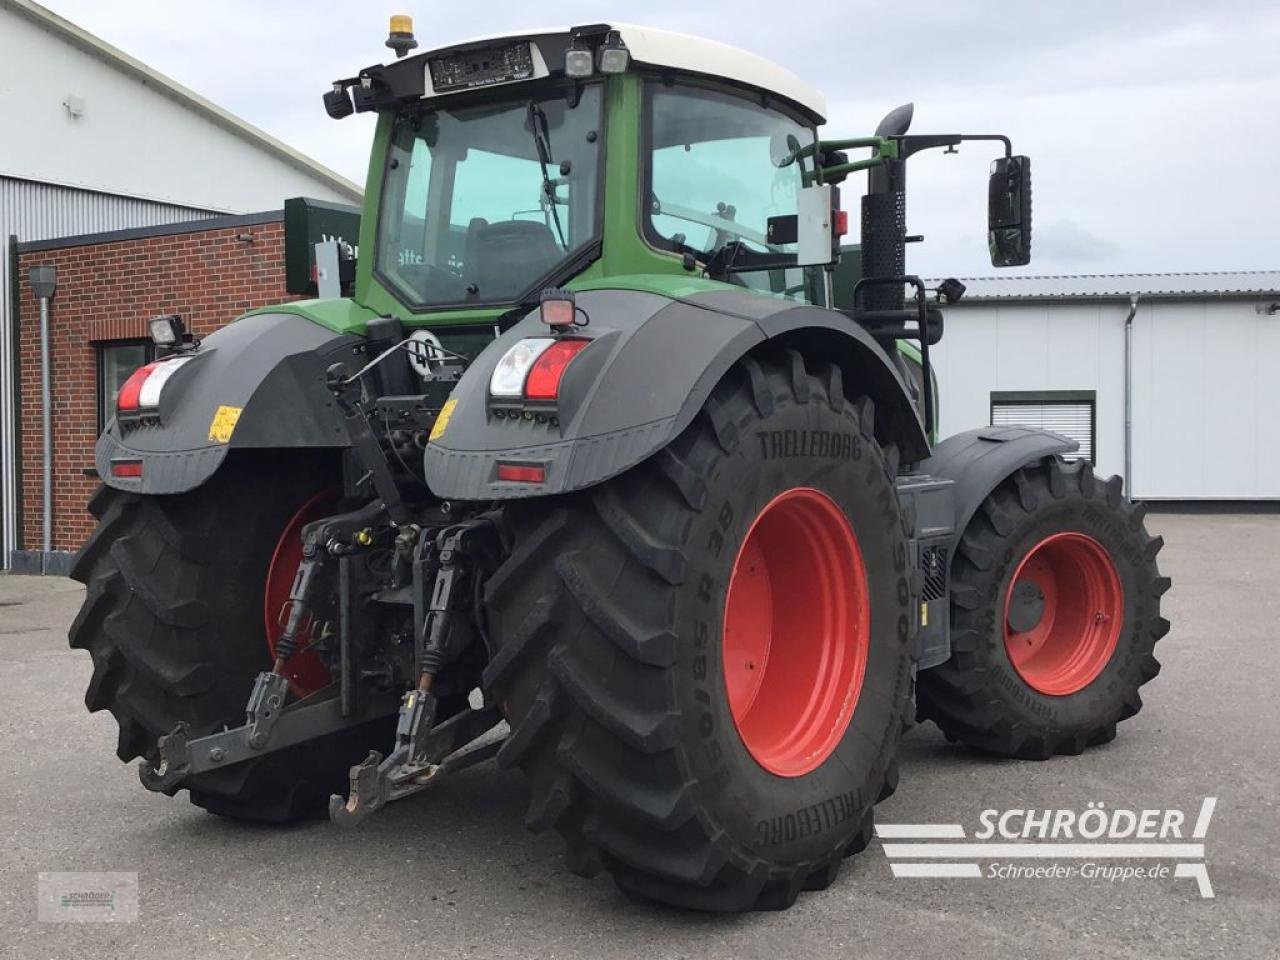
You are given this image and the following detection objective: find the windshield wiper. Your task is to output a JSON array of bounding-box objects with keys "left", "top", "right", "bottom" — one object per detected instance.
[{"left": 527, "top": 102, "right": 568, "bottom": 249}]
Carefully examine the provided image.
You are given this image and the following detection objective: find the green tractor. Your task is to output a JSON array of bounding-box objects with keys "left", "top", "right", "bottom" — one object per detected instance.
[{"left": 70, "top": 20, "right": 1169, "bottom": 911}]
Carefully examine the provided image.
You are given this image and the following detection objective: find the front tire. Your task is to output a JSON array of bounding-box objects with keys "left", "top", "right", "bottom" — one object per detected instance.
[
  {"left": 68, "top": 453, "right": 392, "bottom": 821},
  {"left": 917, "top": 458, "right": 1170, "bottom": 758},
  {"left": 483, "top": 352, "right": 914, "bottom": 911}
]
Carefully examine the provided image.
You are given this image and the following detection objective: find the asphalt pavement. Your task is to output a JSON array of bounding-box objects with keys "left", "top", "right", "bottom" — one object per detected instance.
[{"left": 2, "top": 511, "right": 1277, "bottom": 959}]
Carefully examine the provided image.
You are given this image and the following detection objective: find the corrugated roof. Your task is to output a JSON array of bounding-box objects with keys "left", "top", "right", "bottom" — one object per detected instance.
[
  {"left": 2, "top": 0, "right": 362, "bottom": 203},
  {"left": 932, "top": 271, "right": 1280, "bottom": 302}
]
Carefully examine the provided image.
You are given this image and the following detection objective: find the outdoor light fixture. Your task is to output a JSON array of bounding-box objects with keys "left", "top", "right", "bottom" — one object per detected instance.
[
  {"left": 564, "top": 38, "right": 594, "bottom": 77},
  {"left": 489, "top": 339, "right": 554, "bottom": 397},
  {"left": 539, "top": 288, "right": 578, "bottom": 329},
  {"left": 488, "top": 333, "right": 590, "bottom": 402},
  {"left": 323, "top": 83, "right": 354, "bottom": 120},
  {"left": 597, "top": 31, "right": 630, "bottom": 74},
  {"left": 148, "top": 315, "right": 185, "bottom": 347},
  {"left": 117, "top": 356, "right": 194, "bottom": 415},
  {"left": 936, "top": 278, "right": 967, "bottom": 304},
  {"left": 386, "top": 14, "right": 418, "bottom": 58}
]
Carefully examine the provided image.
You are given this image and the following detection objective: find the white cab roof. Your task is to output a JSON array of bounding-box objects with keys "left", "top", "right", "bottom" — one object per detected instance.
[
  {"left": 420, "top": 23, "right": 827, "bottom": 122},
  {"left": 613, "top": 24, "right": 826, "bottom": 122}
]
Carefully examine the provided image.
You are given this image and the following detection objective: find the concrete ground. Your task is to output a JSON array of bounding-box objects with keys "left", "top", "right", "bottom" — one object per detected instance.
[{"left": 2, "top": 512, "right": 1277, "bottom": 959}]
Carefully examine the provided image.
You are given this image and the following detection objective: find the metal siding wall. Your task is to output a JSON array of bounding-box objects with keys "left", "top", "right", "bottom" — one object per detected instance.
[
  {"left": 1131, "top": 299, "right": 1278, "bottom": 499},
  {"left": 932, "top": 301, "right": 1126, "bottom": 481},
  {"left": 0, "top": 175, "right": 214, "bottom": 566},
  {"left": 936, "top": 297, "right": 1277, "bottom": 499}
]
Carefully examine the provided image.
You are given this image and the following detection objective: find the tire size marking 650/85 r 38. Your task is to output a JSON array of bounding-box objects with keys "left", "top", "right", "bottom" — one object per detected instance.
[{"left": 691, "top": 498, "right": 736, "bottom": 795}]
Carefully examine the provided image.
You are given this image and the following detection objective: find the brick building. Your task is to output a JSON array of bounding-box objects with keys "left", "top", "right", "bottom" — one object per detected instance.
[
  {"left": 1, "top": 0, "right": 363, "bottom": 569},
  {"left": 11, "top": 211, "right": 299, "bottom": 570}
]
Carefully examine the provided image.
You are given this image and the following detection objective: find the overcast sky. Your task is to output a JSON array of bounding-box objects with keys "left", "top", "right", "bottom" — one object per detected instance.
[{"left": 39, "top": 0, "right": 1280, "bottom": 279}]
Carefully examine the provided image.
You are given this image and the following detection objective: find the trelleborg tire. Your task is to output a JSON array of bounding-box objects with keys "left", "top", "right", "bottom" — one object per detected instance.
[
  {"left": 68, "top": 452, "right": 394, "bottom": 822},
  {"left": 482, "top": 350, "right": 914, "bottom": 911},
  {"left": 917, "top": 457, "right": 1170, "bottom": 759}
]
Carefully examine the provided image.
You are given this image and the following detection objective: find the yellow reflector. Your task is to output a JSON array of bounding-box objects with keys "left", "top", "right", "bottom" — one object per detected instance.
[{"left": 389, "top": 14, "right": 413, "bottom": 34}]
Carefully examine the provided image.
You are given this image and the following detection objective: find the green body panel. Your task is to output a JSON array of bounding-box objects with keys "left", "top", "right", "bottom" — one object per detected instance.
[
  {"left": 242, "top": 298, "right": 379, "bottom": 336},
  {"left": 572, "top": 273, "right": 736, "bottom": 298}
]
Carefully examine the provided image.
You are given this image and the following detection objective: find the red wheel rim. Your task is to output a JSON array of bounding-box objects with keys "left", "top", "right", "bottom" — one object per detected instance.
[
  {"left": 264, "top": 489, "right": 339, "bottom": 697},
  {"left": 1003, "top": 532, "right": 1123, "bottom": 696},
  {"left": 722, "top": 488, "right": 870, "bottom": 777}
]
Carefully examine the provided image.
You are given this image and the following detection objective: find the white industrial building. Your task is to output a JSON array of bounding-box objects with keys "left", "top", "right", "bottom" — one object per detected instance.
[
  {"left": 932, "top": 272, "right": 1280, "bottom": 500},
  {"left": 0, "top": 0, "right": 362, "bottom": 564}
]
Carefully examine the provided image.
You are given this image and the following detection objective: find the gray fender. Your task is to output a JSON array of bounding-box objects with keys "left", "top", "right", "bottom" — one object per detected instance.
[
  {"left": 919, "top": 425, "right": 1079, "bottom": 549},
  {"left": 423, "top": 287, "right": 928, "bottom": 500},
  {"left": 96, "top": 312, "right": 358, "bottom": 494}
]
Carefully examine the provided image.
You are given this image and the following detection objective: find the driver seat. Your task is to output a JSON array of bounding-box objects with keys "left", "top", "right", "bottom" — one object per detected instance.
[{"left": 464, "top": 218, "right": 563, "bottom": 298}]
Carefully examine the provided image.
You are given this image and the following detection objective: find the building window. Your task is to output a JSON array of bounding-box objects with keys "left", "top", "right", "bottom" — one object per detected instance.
[
  {"left": 991, "top": 390, "right": 1096, "bottom": 463},
  {"left": 97, "top": 341, "right": 153, "bottom": 433}
]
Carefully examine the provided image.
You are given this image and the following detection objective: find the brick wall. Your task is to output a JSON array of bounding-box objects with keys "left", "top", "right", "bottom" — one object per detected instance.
[{"left": 16, "top": 218, "right": 298, "bottom": 552}]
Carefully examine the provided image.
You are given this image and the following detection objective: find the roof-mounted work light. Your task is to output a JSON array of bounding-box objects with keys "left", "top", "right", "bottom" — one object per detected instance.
[
  {"left": 597, "top": 31, "right": 630, "bottom": 74},
  {"left": 323, "top": 82, "right": 354, "bottom": 119},
  {"left": 565, "top": 37, "right": 594, "bottom": 77}
]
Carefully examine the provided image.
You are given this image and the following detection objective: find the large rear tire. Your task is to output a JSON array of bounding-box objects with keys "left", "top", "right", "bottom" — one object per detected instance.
[
  {"left": 917, "top": 458, "right": 1170, "bottom": 758},
  {"left": 68, "top": 452, "right": 393, "bottom": 822},
  {"left": 483, "top": 351, "right": 914, "bottom": 911}
]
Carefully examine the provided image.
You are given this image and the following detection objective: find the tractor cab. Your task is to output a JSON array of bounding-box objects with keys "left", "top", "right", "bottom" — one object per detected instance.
[{"left": 327, "top": 23, "right": 861, "bottom": 322}]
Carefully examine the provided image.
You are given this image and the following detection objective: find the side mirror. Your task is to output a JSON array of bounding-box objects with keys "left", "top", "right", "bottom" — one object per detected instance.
[{"left": 988, "top": 155, "right": 1031, "bottom": 267}]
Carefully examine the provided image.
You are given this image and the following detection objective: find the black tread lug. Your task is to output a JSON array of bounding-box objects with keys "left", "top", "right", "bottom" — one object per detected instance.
[
  {"left": 592, "top": 487, "right": 687, "bottom": 586},
  {"left": 653, "top": 447, "right": 707, "bottom": 511},
  {"left": 784, "top": 348, "right": 811, "bottom": 403},
  {"left": 497, "top": 679, "right": 565, "bottom": 769},
  {"left": 853, "top": 395, "right": 875, "bottom": 436},
  {"left": 819, "top": 362, "right": 845, "bottom": 413},
  {"left": 481, "top": 595, "right": 558, "bottom": 692},
  {"left": 557, "top": 724, "right": 693, "bottom": 830},
  {"left": 547, "top": 646, "right": 678, "bottom": 753},
  {"left": 483, "top": 508, "right": 570, "bottom": 607},
  {"left": 740, "top": 355, "right": 775, "bottom": 418},
  {"left": 555, "top": 554, "right": 676, "bottom": 667}
]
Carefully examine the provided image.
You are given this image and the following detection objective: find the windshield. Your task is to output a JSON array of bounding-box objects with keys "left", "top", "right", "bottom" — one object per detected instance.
[
  {"left": 376, "top": 84, "right": 603, "bottom": 307},
  {"left": 644, "top": 82, "right": 820, "bottom": 300}
]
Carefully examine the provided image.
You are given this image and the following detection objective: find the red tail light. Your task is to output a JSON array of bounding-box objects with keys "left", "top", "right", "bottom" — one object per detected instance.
[
  {"left": 117, "top": 362, "right": 161, "bottom": 412},
  {"left": 524, "top": 339, "right": 589, "bottom": 401},
  {"left": 496, "top": 463, "right": 546, "bottom": 483},
  {"left": 111, "top": 460, "right": 143, "bottom": 478}
]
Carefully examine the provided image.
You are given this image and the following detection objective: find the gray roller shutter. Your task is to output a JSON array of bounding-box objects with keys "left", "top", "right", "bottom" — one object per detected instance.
[{"left": 990, "top": 390, "right": 1095, "bottom": 463}]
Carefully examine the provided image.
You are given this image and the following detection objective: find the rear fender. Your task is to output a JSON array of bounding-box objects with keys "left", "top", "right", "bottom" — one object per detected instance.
[
  {"left": 423, "top": 288, "right": 928, "bottom": 500},
  {"left": 96, "top": 312, "right": 359, "bottom": 494}
]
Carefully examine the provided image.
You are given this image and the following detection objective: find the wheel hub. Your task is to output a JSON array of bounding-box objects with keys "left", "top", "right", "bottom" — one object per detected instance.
[
  {"left": 1003, "top": 532, "right": 1124, "bottom": 696},
  {"left": 722, "top": 487, "right": 869, "bottom": 778},
  {"left": 1006, "top": 579, "right": 1046, "bottom": 634}
]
